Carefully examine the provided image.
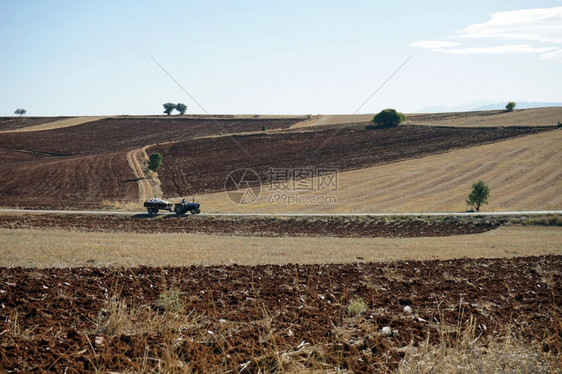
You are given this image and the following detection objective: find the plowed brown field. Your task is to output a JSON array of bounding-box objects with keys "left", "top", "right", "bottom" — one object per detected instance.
[
  {"left": 0, "top": 117, "right": 303, "bottom": 156},
  {"left": 1, "top": 256, "right": 559, "bottom": 372},
  {"left": 150, "top": 125, "right": 553, "bottom": 196},
  {"left": 0, "top": 152, "right": 137, "bottom": 209},
  {"left": 0, "top": 117, "right": 303, "bottom": 209},
  {"left": 0, "top": 213, "right": 501, "bottom": 238}
]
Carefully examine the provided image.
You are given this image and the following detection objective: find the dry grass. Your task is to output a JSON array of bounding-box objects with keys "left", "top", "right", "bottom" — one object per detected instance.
[
  {"left": 197, "top": 129, "right": 561, "bottom": 213},
  {"left": 398, "top": 316, "right": 560, "bottom": 373},
  {"left": 100, "top": 199, "right": 139, "bottom": 210},
  {"left": 87, "top": 290, "right": 561, "bottom": 373},
  {"left": 4, "top": 116, "right": 109, "bottom": 132},
  {"left": 0, "top": 226, "right": 559, "bottom": 268}
]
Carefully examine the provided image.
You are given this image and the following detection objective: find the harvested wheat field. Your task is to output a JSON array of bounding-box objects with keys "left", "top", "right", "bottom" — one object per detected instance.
[
  {"left": 408, "top": 106, "right": 562, "bottom": 127},
  {"left": 198, "top": 129, "right": 562, "bottom": 213},
  {"left": 290, "top": 107, "right": 562, "bottom": 129},
  {"left": 152, "top": 124, "right": 551, "bottom": 197},
  {"left": 0, "top": 213, "right": 560, "bottom": 267}
]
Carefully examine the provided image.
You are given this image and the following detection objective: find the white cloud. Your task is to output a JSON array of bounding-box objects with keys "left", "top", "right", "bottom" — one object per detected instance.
[
  {"left": 540, "top": 48, "right": 562, "bottom": 61},
  {"left": 436, "top": 44, "right": 557, "bottom": 55},
  {"left": 458, "top": 7, "right": 562, "bottom": 43},
  {"left": 411, "top": 7, "right": 562, "bottom": 59},
  {"left": 410, "top": 40, "right": 459, "bottom": 49}
]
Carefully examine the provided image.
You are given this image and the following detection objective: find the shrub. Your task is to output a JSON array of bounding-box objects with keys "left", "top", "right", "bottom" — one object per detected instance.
[
  {"left": 368, "top": 108, "right": 406, "bottom": 128},
  {"left": 347, "top": 296, "right": 368, "bottom": 316},
  {"left": 156, "top": 288, "right": 184, "bottom": 313},
  {"left": 147, "top": 152, "right": 162, "bottom": 172},
  {"left": 505, "top": 101, "right": 516, "bottom": 112}
]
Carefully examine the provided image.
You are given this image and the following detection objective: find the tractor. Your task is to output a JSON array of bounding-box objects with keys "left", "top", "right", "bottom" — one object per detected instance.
[{"left": 143, "top": 198, "right": 201, "bottom": 215}]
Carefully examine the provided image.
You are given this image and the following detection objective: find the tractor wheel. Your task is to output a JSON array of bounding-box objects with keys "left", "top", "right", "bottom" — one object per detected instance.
[
  {"left": 153, "top": 209, "right": 159, "bottom": 214},
  {"left": 191, "top": 209, "right": 201, "bottom": 215},
  {"left": 174, "top": 205, "right": 184, "bottom": 215},
  {"left": 147, "top": 207, "right": 154, "bottom": 215}
]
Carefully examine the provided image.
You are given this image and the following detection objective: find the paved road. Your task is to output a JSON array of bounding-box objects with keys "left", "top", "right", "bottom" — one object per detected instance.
[{"left": 0, "top": 209, "right": 560, "bottom": 217}]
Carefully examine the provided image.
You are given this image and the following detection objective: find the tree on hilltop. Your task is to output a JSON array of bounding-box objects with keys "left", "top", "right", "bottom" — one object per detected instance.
[
  {"left": 176, "top": 103, "right": 187, "bottom": 115},
  {"left": 368, "top": 108, "right": 406, "bottom": 128},
  {"left": 14, "top": 108, "right": 27, "bottom": 117},
  {"left": 505, "top": 101, "right": 516, "bottom": 112},
  {"left": 163, "top": 103, "right": 176, "bottom": 116}
]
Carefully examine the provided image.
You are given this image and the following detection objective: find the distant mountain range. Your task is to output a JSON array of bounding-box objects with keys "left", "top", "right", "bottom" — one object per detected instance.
[{"left": 416, "top": 100, "right": 562, "bottom": 113}]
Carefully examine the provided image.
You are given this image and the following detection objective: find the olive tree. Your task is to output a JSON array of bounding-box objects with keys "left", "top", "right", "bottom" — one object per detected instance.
[
  {"left": 369, "top": 108, "right": 406, "bottom": 128},
  {"left": 505, "top": 101, "right": 516, "bottom": 112},
  {"left": 175, "top": 103, "right": 187, "bottom": 115},
  {"left": 163, "top": 102, "right": 176, "bottom": 116},
  {"left": 14, "top": 108, "right": 27, "bottom": 117},
  {"left": 466, "top": 180, "right": 490, "bottom": 212}
]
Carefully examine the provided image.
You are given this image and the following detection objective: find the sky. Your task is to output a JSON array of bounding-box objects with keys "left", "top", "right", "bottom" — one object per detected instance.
[{"left": 1, "top": 0, "right": 561, "bottom": 116}]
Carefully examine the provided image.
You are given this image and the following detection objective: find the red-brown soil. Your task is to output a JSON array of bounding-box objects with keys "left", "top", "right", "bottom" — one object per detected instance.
[
  {"left": 0, "top": 214, "right": 502, "bottom": 238},
  {"left": 1, "top": 256, "right": 559, "bottom": 372},
  {"left": 0, "top": 117, "right": 303, "bottom": 209},
  {"left": 0, "top": 117, "right": 74, "bottom": 132},
  {"left": 151, "top": 125, "right": 553, "bottom": 195},
  {"left": 0, "top": 117, "right": 303, "bottom": 156},
  {"left": 0, "top": 152, "right": 138, "bottom": 209}
]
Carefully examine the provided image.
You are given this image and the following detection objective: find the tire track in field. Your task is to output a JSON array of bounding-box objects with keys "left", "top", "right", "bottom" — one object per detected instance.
[{"left": 126, "top": 148, "right": 153, "bottom": 203}]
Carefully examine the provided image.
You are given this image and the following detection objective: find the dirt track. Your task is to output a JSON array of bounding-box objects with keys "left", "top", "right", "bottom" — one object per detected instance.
[
  {"left": 1, "top": 256, "right": 559, "bottom": 372},
  {"left": 0, "top": 213, "right": 502, "bottom": 238}
]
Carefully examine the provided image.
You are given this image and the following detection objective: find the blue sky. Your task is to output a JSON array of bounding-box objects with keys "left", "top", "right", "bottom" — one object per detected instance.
[{"left": 1, "top": 0, "right": 561, "bottom": 115}]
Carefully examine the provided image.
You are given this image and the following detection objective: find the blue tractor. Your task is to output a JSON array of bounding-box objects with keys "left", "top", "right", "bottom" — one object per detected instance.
[{"left": 144, "top": 198, "right": 201, "bottom": 215}]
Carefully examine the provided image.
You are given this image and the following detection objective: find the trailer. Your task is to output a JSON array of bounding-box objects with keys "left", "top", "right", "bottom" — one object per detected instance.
[{"left": 144, "top": 198, "right": 201, "bottom": 215}]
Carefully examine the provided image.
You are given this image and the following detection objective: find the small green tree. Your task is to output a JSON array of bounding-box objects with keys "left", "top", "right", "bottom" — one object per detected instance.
[
  {"left": 370, "top": 108, "right": 406, "bottom": 128},
  {"left": 14, "top": 108, "right": 26, "bottom": 117},
  {"left": 466, "top": 180, "right": 490, "bottom": 212},
  {"left": 163, "top": 102, "right": 176, "bottom": 116},
  {"left": 147, "top": 152, "right": 162, "bottom": 172},
  {"left": 176, "top": 103, "right": 187, "bottom": 115},
  {"left": 261, "top": 125, "right": 267, "bottom": 131},
  {"left": 505, "top": 101, "right": 516, "bottom": 112}
]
